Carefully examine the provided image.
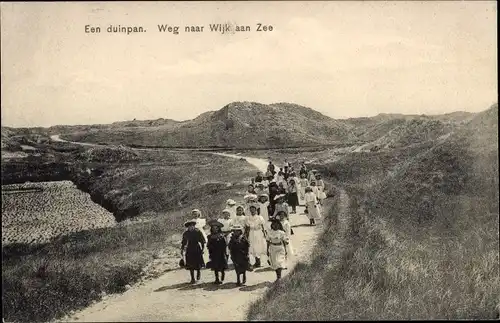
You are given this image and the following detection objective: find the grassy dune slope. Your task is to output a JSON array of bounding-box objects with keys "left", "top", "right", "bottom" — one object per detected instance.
[
  {"left": 2, "top": 144, "right": 257, "bottom": 322},
  {"left": 62, "top": 101, "right": 356, "bottom": 148},
  {"left": 248, "top": 105, "right": 499, "bottom": 320}
]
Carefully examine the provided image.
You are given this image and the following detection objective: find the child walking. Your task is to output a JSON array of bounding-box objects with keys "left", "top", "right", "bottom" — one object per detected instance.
[
  {"left": 228, "top": 224, "right": 250, "bottom": 286},
  {"left": 266, "top": 219, "right": 289, "bottom": 282},
  {"left": 180, "top": 220, "right": 206, "bottom": 284},
  {"left": 245, "top": 205, "right": 268, "bottom": 268},
  {"left": 276, "top": 211, "right": 294, "bottom": 263},
  {"left": 206, "top": 220, "right": 229, "bottom": 284},
  {"left": 304, "top": 186, "right": 321, "bottom": 226},
  {"left": 299, "top": 173, "right": 309, "bottom": 203},
  {"left": 286, "top": 179, "right": 299, "bottom": 214}
]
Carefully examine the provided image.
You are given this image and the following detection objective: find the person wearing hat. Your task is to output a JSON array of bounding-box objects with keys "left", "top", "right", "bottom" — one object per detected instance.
[
  {"left": 309, "top": 180, "right": 320, "bottom": 202},
  {"left": 315, "top": 174, "right": 327, "bottom": 205},
  {"left": 191, "top": 209, "right": 208, "bottom": 247},
  {"left": 217, "top": 209, "right": 234, "bottom": 258},
  {"left": 304, "top": 186, "right": 321, "bottom": 225},
  {"left": 266, "top": 219, "right": 289, "bottom": 281},
  {"left": 226, "top": 199, "right": 237, "bottom": 220},
  {"left": 245, "top": 205, "right": 267, "bottom": 269},
  {"left": 181, "top": 219, "right": 206, "bottom": 284},
  {"left": 247, "top": 184, "right": 257, "bottom": 195},
  {"left": 232, "top": 205, "right": 248, "bottom": 235},
  {"left": 228, "top": 224, "right": 250, "bottom": 286},
  {"left": 244, "top": 194, "right": 259, "bottom": 216},
  {"left": 272, "top": 194, "right": 289, "bottom": 220},
  {"left": 254, "top": 182, "right": 266, "bottom": 197},
  {"left": 276, "top": 211, "right": 294, "bottom": 260},
  {"left": 206, "top": 220, "right": 229, "bottom": 284},
  {"left": 257, "top": 194, "right": 270, "bottom": 223}
]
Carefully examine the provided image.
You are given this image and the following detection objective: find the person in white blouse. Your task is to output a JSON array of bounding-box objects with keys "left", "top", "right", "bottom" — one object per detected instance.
[
  {"left": 217, "top": 209, "right": 233, "bottom": 257},
  {"left": 226, "top": 199, "right": 237, "bottom": 220},
  {"left": 245, "top": 205, "right": 267, "bottom": 268},
  {"left": 232, "top": 205, "right": 248, "bottom": 234},
  {"left": 304, "top": 187, "right": 321, "bottom": 226},
  {"left": 191, "top": 209, "right": 208, "bottom": 243}
]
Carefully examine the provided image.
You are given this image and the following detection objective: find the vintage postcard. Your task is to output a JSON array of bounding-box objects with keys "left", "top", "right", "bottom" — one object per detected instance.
[{"left": 1, "top": 1, "right": 498, "bottom": 322}]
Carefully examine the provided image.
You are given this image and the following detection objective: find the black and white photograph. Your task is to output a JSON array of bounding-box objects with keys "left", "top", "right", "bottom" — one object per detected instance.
[{"left": 1, "top": 1, "right": 498, "bottom": 322}]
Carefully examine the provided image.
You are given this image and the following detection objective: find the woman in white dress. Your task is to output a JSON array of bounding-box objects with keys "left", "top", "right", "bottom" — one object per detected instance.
[
  {"left": 304, "top": 187, "right": 321, "bottom": 225},
  {"left": 276, "top": 211, "right": 294, "bottom": 259},
  {"left": 245, "top": 205, "right": 267, "bottom": 268},
  {"left": 226, "top": 199, "right": 237, "bottom": 220},
  {"left": 298, "top": 173, "right": 309, "bottom": 203},
  {"left": 191, "top": 209, "right": 208, "bottom": 244},
  {"left": 266, "top": 219, "right": 289, "bottom": 281},
  {"left": 315, "top": 174, "right": 327, "bottom": 205}
]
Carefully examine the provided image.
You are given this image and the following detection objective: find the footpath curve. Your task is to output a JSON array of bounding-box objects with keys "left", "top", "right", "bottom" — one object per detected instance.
[{"left": 51, "top": 135, "right": 332, "bottom": 321}]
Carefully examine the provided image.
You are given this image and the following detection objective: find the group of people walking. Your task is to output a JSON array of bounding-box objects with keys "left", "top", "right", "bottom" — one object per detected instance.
[{"left": 180, "top": 159, "right": 328, "bottom": 286}]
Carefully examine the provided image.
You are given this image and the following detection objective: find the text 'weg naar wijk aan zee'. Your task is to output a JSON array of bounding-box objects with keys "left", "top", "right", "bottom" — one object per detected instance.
[{"left": 84, "top": 23, "right": 274, "bottom": 35}]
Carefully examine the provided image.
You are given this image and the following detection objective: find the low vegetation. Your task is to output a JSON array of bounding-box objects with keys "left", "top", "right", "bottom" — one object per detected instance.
[
  {"left": 2, "top": 141, "right": 257, "bottom": 322},
  {"left": 2, "top": 103, "right": 497, "bottom": 321},
  {"left": 247, "top": 105, "right": 499, "bottom": 320}
]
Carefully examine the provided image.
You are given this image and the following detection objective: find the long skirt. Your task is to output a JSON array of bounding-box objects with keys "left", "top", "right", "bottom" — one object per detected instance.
[
  {"left": 268, "top": 244, "right": 287, "bottom": 270},
  {"left": 299, "top": 187, "right": 306, "bottom": 201},
  {"left": 317, "top": 187, "right": 327, "bottom": 200},
  {"left": 185, "top": 245, "right": 205, "bottom": 270},
  {"left": 287, "top": 192, "right": 299, "bottom": 207},
  {"left": 248, "top": 229, "right": 267, "bottom": 257},
  {"left": 306, "top": 202, "right": 322, "bottom": 220}
]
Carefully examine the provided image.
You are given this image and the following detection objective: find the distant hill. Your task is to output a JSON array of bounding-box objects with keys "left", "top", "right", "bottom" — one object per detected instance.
[
  {"left": 344, "top": 111, "right": 476, "bottom": 151},
  {"left": 61, "top": 101, "right": 357, "bottom": 148},
  {"left": 1, "top": 102, "right": 484, "bottom": 150}
]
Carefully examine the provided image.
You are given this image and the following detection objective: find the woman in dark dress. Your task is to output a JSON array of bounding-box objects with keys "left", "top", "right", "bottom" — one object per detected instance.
[
  {"left": 228, "top": 224, "right": 250, "bottom": 286},
  {"left": 206, "top": 221, "right": 229, "bottom": 284},
  {"left": 268, "top": 181, "right": 279, "bottom": 217},
  {"left": 181, "top": 220, "right": 206, "bottom": 284},
  {"left": 287, "top": 178, "right": 299, "bottom": 214}
]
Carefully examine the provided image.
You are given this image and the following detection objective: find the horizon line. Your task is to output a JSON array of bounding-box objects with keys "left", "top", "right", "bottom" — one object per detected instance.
[{"left": 2, "top": 101, "right": 497, "bottom": 129}]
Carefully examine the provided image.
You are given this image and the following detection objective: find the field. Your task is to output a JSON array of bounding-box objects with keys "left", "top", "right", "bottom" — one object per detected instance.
[
  {"left": 1, "top": 143, "right": 258, "bottom": 323},
  {"left": 2, "top": 181, "right": 116, "bottom": 245},
  {"left": 247, "top": 106, "right": 499, "bottom": 320},
  {"left": 2, "top": 104, "right": 497, "bottom": 322}
]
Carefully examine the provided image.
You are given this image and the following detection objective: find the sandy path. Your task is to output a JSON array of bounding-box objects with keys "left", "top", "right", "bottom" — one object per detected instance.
[{"left": 60, "top": 152, "right": 325, "bottom": 322}]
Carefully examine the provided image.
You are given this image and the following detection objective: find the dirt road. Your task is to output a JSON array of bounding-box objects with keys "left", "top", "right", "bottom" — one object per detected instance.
[{"left": 59, "top": 152, "right": 327, "bottom": 322}]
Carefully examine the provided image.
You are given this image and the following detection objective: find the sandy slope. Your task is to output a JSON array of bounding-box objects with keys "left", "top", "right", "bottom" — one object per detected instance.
[{"left": 60, "top": 152, "right": 325, "bottom": 322}]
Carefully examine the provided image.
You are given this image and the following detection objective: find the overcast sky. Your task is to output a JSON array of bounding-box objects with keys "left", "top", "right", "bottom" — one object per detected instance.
[{"left": 1, "top": 1, "right": 497, "bottom": 127}]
